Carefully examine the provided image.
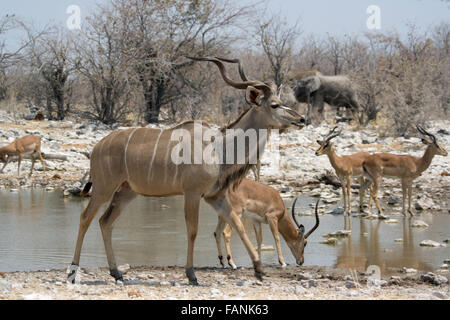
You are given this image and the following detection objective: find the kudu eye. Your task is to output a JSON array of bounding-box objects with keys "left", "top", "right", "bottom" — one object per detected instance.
[{"left": 271, "top": 104, "right": 279, "bottom": 109}]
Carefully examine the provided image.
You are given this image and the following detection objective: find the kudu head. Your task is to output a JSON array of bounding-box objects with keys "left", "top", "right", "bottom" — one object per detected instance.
[
  {"left": 315, "top": 126, "right": 341, "bottom": 156},
  {"left": 289, "top": 197, "right": 320, "bottom": 265},
  {"left": 186, "top": 56, "right": 305, "bottom": 130},
  {"left": 417, "top": 125, "right": 447, "bottom": 157}
]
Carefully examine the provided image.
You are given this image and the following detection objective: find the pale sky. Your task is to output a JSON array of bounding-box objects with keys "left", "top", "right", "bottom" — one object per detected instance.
[{"left": 1, "top": 0, "right": 449, "bottom": 47}]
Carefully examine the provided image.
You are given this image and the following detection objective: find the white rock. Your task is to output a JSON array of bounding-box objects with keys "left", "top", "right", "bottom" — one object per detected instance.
[
  {"left": 402, "top": 267, "right": 417, "bottom": 274},
  {"left": 420, "top": 240, "right": 446, "bottom": 248},
  {"left": 412, "top": 220, "right": 429, "bottom": 228}
]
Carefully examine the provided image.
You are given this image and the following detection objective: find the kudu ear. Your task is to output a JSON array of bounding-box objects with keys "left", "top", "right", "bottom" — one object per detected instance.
[
  {"left": 298, "top": 225, "right": 305, "bottom": 238},
  {"left": 248, "top": 86, "right": 262, "bottom": 105}
]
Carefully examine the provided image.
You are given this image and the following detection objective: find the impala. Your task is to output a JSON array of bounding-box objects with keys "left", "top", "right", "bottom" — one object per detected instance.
[
  {"left": 214, "top": 178, "right": 320, "bottom": 269},
  {"left": 360, "top": 125, "right": 447, "bottom": 217},
  {"left": 68, "top": 56, "right": 305, "bottom": 285},
  {"left": 315, "top": 127, "right": 371, "bottom": 215},
  {"left": 0, "top": 134, "right": 46, "bottom": 177}
]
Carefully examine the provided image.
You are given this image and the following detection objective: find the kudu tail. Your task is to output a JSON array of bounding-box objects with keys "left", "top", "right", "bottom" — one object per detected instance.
[{"left": 80, "top": 180, "right": 92, "bottom": 197}]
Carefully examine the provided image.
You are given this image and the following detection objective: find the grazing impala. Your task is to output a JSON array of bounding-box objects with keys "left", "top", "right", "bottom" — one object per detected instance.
[
  {"left": 68, "top": 56, "right": 305, "bottom": 285},
  {"left": 360, "top": 125, "right": 447, "bottom": 217},
  {"left": 215, "top": 178, "right": 320, "bottom": 268},
  {"left": 315, "top": 127, "right": 371, "bottom": 215},
  {"left": 0, "top": 134, "right": 46, "bottom": 177}
]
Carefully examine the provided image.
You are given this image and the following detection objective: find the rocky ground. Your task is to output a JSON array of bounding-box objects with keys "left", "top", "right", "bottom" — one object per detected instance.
[
  {"left": 0, "top": 110, "right": 449, "bottom": 300},
  {"left": 0, "top": 111, "right": 448, "bottom": 214},
  {"left": 0, "top": 265, "right": 448, "bottom": 300}
]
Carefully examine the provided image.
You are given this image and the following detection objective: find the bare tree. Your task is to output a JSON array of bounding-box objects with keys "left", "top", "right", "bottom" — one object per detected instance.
[
  {"left": 255, "top": 13, "right": 302, "bottom": 87},
  {"left": 73, "top": 6, "right": 135, "bottom": 124},
  {"left": 27, "top": 27, "right": 76, "bottom": 120},
  {"left": 111, "top": 0, "right": 253, "bottom": 123}
]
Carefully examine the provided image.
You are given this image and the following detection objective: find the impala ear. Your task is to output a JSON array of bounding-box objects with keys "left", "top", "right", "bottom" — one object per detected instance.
[
  {"left": 317, "top": 140, "right": 322, "bottom": 145},
  {"left": 298, "top": 225, "right": 305, "bottom": 238},
  {"left": 421, "top": 138, "right": 432, "bottom": 145}
]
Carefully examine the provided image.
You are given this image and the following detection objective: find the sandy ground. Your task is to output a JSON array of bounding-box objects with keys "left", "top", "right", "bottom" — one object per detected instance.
[{"left": 0, "top": 265, "right": 448, "bottom": 300}]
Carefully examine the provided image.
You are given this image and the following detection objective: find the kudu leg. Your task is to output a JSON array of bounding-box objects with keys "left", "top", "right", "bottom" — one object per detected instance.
[
  {"left": 68, "top": 195, "right": 109, "bottom": 283},
  {"left": 99, "top": 185, "right": 137, "bottom": 281},
  {"left": 184, "top": 193, "right": 201, "bottom": 285}
]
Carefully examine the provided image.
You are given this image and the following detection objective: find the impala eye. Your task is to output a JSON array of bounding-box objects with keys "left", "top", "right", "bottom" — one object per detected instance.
[{"left": 271, "top": 104, "right": 279, "bottom": 109}]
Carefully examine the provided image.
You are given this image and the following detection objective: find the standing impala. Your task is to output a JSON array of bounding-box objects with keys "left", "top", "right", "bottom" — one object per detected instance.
[
  {"left": 68, "top": 56, "right": 305, "bottom": 285},
  {"left": 214, "top": 178, "right": 320, "bottom": 269},
  {"left": 315, "top": 127, "right": 371, "bottom": 215},
  {"left": 360, "top": 125, "right": 447, "bottom": 217},
  {"left": 0, "top": 134, "right": 46, "bottom": 177}
]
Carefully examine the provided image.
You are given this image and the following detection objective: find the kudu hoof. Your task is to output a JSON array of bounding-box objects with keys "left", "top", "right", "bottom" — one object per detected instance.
[
  {"left": 186, "top": 268, "right": 198, "bottom": 286},
  {"left": 67, "top": 264, "right": 80, "bottom": 284},
  {"left": 110, "top": 269, "right": 124, "bottom": 282}
]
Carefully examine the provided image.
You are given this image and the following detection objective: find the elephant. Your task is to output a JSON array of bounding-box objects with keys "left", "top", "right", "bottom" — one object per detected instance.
[{"left": 291, "top": 70, "right": 361, "bottom": 125}]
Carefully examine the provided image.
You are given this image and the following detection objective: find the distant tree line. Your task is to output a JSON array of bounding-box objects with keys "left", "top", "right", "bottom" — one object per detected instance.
[{"left": 0, "top": 0, "right": 448, "bottom": 136}]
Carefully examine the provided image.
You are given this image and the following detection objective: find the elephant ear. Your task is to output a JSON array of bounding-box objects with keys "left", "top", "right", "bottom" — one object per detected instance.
[{"left": 302, "top": 76, "right": 321, "bottom": 93}]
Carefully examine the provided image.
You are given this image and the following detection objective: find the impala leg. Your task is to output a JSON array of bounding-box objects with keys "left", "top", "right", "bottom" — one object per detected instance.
[
  {"left": 17, "top": 153, "right": 22, "bottom": 177},
  {"left": 38, "top": 151, "right": 46, "bottom": 173},
  {"left": 267, "top": 216, "right": 286, "bottom": 267},
  {"left": 225, "top": 211, "right": 263, "bottom": 280},
  {"left": 252, "top": 221, "right": 263, "bottom": 265},
  {"left": 99, "top": 185, "right": 137, "bottom": 282},
  {"left": 0, "top": 159, "right": 8, "bottom": 173},
  {"left": 206, "top": 196, "right": 263, "bottom": 280},
  {"left": 359, "top": 178, "right": 367, "bottom": 212},
  {"left": 372, "top": 177, "right": 384, "bottom": 216},
  {"left": 340, "top": 178, "right": 347, "bottom": 215},
  {"left": 29, "top": 157, "right": 35, "bottom": 177},
  {"left": 214, "top": 216, "right": 226, "bottom": 268},
  {"left": 401, "top": 179, "right": 407, "bottom": 216},
  {"left": 223, "top": 223, "right": 237, "bottom": 269},
  {"left": 184, "top": 192, "right": 201, "bottom": 285},
  {"left": 360, "top": 179, "right": 372, "bottom": 214},
  {"left": 407, "top": 181, "right": 414, "bottom": 216},
  {"left": 347, "top": 176, "right": 352, "bottom": 215}
]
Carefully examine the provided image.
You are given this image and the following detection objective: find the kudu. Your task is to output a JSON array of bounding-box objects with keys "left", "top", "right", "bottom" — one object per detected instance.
[
  {"left": 0, "top": 134, "right": 46, "bottom": 177},
  {"left": 360, "top": 125, "right": 447, "bottom": 217},
  {"left": 68, "top": 56, "right": 305, "bottom": 285},
  {"left": 214, "top": 178, "right": 320, "bottom": 268},
  {"left": 315, "top": 127, "right": 372, "bottom": 215}
]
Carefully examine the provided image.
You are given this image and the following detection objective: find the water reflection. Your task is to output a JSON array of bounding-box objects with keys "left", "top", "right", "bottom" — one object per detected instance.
[{"left": 0, "top": 190, "right": 448, "bottom": 279}]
